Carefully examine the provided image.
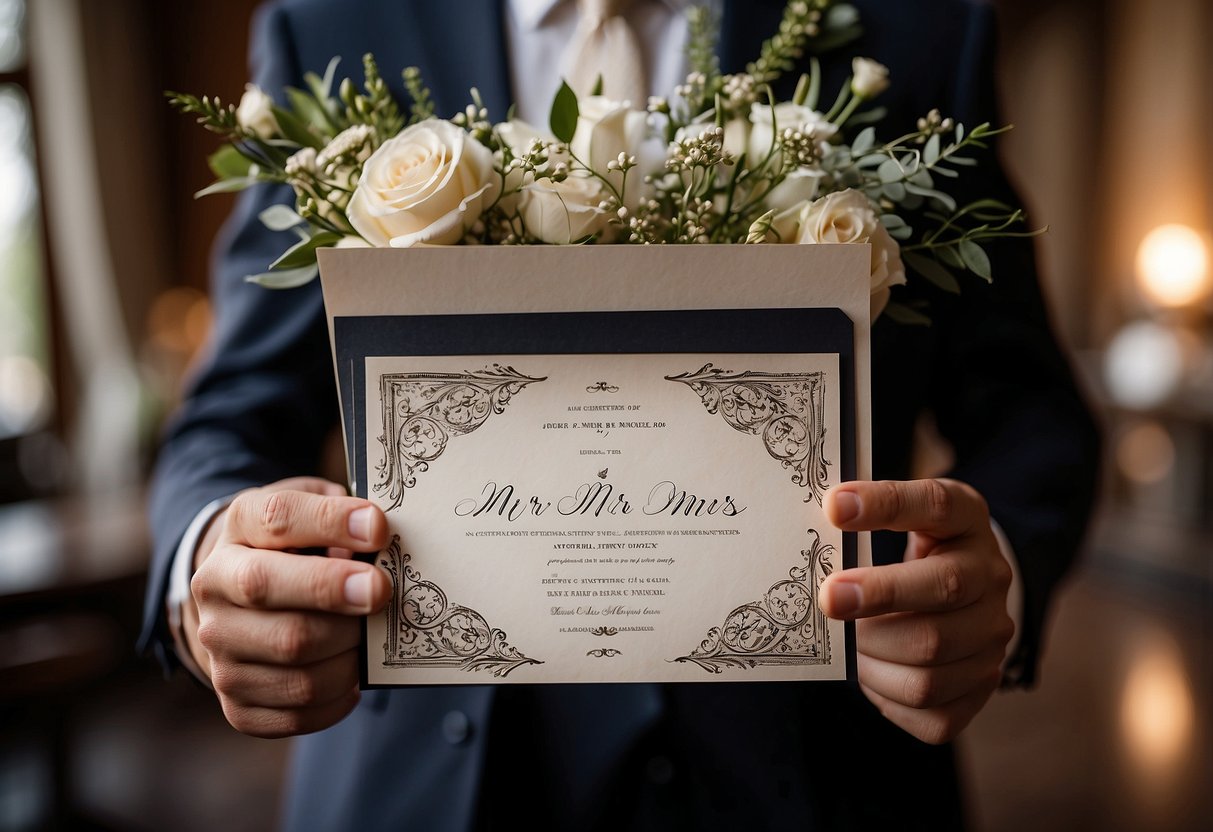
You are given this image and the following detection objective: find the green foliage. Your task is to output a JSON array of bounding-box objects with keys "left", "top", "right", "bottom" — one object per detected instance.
[
  {"left": 403, "top": 66, "right": 435, "bottom": 124},
  {"left": 549, "top": 81, "right": 579, "bottom": 144},
  {"left": 166, "top": 91, "right": 246, "bottom": 139},
  {"left": 359, "top": 53, "right": 405, "bottom": 136}
]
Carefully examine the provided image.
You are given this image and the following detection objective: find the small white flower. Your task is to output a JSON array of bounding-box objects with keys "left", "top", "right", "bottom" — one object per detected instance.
[
  {"left": 285, "top": 147, "right": 317, "bottom": 178},
  {"left": 235, "top": 84, "right": 278, "bottom": 140},
  {"left": 316, "top": 124, "right": 374, "bottom": 170},
  {"left": 851, "top": 58, "right": 891, "bottom": 99}
]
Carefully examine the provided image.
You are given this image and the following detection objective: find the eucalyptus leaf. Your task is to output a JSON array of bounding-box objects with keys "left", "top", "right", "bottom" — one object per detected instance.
[
  {"left": 924, "top": 134, "right": 941, "bottom": 165},
  {"left": 851, "top": 127, "right": 875, "bottom": 156},
  {"left": 938, "top": 245, "right": 965, "bottom": 269},
  {"left": 549, "top": 80, "right": 579, "bottom": 144},
  {"left": 959, "top": 239, "right": 992, "bottom": 280},
  {"left": 245, "top": 263, "right": 319, "bottom": 289},
  {"left": 904, "top": 183, "right": 956, "bottom": 212},
  {"left": 269, "top": 231, "right": 341, "bottom": 270},
  {"left": 903, "top": 251, "right": 960, "bottom": 294},
  {"left": 909, "top": 168, "right": 933, "bottom": 189},
  {"left": 259, "top": 204, "right": 306, "bottom": 231},
  {"left": 878, "top": 158, "right": 903, "bottom": 184},
  {"left": 880, "top": 213, "right": 907, "bottom": 229},
  {"left": 882, "top": 182, "right": 907, "bottom": 202}
]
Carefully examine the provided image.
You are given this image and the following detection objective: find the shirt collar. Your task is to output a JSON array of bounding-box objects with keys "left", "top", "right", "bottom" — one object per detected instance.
[{"left": 509, "top": 0, "right": 690, "bottom": 31}]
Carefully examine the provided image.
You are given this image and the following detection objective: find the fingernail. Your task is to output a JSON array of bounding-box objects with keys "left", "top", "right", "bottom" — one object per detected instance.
[
  {"left": 833, "top": 491, "right": 861, "bottom": 524},
  {"left": 344, "top": 572, "right": 372, "bottom": 609},
  {"left": 829, "top": 582, "right": 863, "bottom": 617},
  {"left": 348, "top": 507, "right": 373, "bottom": 543}
]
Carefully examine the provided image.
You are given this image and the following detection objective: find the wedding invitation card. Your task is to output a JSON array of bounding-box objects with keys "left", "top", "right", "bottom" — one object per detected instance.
[{"left": 319, "top": 245, "right": 873, "bottom": 686}]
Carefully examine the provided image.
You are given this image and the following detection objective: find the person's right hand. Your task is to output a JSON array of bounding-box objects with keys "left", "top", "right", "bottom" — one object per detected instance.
[{"left": 182, "top": 477, "right": 391, "bottom": 738}]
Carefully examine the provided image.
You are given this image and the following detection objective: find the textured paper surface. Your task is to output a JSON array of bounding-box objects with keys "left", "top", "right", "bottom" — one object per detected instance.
[{"left": 318, "top": 245, "right": 872, "bottom": 686}]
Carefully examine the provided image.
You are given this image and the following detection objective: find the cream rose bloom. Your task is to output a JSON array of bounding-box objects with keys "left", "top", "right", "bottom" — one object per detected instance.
[
  {"left": 520, "top": 174, "right": 610, "bottom": 244},
  {"left": 347, "top": 119, "right": 494, "bottom": 247},
  {"left": 236, "top": 84, "right": 278, "bottom": 140},
  {"left": 795, "top": 189, "right": 907, "bottom": 318}
]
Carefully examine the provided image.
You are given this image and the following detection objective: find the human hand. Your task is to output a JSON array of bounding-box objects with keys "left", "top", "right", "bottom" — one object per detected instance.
[
  {"left": 183, "top": 477, "right": 391, "bottom": 738},
  {"left": 820, "top": 479, "right": 1014, "bottom": 745}
]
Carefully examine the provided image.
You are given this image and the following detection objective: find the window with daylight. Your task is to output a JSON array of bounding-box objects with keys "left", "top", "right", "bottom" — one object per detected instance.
[{"left": 0, "top": 0, "right": 52, "bottom": 443}]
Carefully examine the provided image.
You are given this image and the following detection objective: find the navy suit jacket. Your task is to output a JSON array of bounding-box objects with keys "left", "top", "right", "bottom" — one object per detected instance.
[{"left": 141, "top": 1, "right": 1101, "bottom": 829}]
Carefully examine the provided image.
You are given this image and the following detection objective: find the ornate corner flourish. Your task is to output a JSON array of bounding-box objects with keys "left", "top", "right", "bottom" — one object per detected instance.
[
  {"left": 374, "top": 364, "right": 545, "bottom": 511},
  {"left": 672, "top": 530, "right": 835, "bottom": 674},
  {"left": 666, "top": 363, "right": 830, "bottom": 504},
  {"left": 378, "top": 536, "right": 542, "bottom": 678}
]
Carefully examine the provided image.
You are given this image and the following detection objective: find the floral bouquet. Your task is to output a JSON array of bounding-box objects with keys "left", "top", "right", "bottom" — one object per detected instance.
[{"left": 170, "top": 0, "right": 1037, "bottom": 323}]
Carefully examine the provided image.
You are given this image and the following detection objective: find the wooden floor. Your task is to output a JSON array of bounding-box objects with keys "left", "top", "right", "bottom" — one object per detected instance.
[{"left": 4, "top": 530, "right": 1209, "bottom": 831}]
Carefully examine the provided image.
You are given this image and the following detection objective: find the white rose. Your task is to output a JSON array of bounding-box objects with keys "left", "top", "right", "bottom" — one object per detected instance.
[
  {"left": 570, "top": 96, "right": 650, "bottom": 205},
  {"left": 236, "top": 84, "right": 278, "bottom": 140},
  {"left": 520, "top": 174, "right": 610, "bottom": 244},
  {"left": 764, "top": 168, "right": 825, "bottom": 217},
  {"left": 496, "top": 118, "right": 556, "bottom": 160},
  {"left": 795, "top": 189, "right": 907, "bottom": 319},
  {"left": 851, "top": 58, "right": 891, "bottom": 99},
  {"left": 347, "top": 119, "right": 495, "bottom": 247},
  {"left": 747, "top": 102, "right": 837, "bottom": 166}
]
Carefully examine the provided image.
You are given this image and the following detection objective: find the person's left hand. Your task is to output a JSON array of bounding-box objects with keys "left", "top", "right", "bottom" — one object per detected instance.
[{"left": 820, "top": 478, "right": 1014, "bottom": 745}]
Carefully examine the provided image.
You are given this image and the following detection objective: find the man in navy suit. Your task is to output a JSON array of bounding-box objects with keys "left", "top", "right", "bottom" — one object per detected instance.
[{"left": 142, "top": 1, "right": 1100, "bottom": 828}]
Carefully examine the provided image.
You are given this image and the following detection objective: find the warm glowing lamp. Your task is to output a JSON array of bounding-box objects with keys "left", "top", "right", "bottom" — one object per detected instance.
[{"left": 1135, "top": 224, "right": 1211, "bottom": 308}]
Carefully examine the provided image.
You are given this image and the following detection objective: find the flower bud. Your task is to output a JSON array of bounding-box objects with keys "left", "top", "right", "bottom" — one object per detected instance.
[{"left": 851, "top": 58, "right": 890, "bottom": 99}]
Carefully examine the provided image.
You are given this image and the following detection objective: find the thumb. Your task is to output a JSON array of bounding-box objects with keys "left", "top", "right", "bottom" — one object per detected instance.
[{"left": 265, "top": 476, "right": 348, "bottom": 498}]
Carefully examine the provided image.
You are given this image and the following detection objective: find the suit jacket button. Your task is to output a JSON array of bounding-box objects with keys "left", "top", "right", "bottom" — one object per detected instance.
[
  {"left": 442, "top": 710, "right": 472, "bottom": 745},
  {"left": 645, "top": 755, "right": 674, "bottom": 785}
]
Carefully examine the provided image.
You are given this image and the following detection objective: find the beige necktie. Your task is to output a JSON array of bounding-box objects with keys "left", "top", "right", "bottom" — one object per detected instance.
[{"left": 563, "top": 0, "right": 648, "bottom": 106}]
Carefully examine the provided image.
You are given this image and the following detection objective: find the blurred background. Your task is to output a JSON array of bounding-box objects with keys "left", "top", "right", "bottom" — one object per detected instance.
[{"left": 0, "top": 0, "right": 1209, "bottom": 829}]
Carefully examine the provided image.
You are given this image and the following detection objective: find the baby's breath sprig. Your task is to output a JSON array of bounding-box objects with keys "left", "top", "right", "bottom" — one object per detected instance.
[
  {"left": 453, "top": 88, "right": 493, "bottom": 145},
  {"left": 746, "top": 0, "right": 829, "bottom": 86}
]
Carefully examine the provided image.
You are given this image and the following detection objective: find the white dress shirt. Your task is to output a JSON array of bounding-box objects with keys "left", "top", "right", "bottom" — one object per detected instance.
[{"left": 167, "top": 0, "right": 1022, "bottom": 680}]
